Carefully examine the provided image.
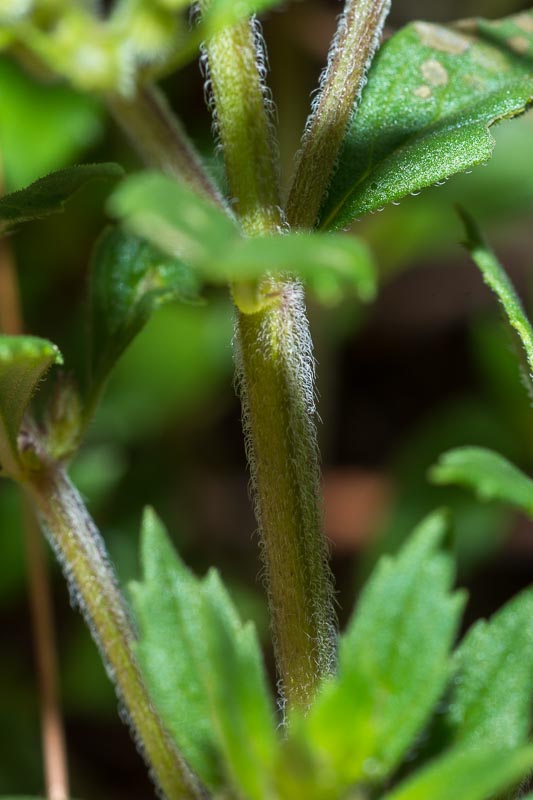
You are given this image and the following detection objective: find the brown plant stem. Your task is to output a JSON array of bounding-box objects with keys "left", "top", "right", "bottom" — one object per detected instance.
[{"left": 0, "top": 164, "right": 70, "bottom": 800}]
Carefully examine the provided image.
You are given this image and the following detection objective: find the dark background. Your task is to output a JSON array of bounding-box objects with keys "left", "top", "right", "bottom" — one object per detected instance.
[{"left": 1, "top": 0, "right": 533, "bottom": 796}]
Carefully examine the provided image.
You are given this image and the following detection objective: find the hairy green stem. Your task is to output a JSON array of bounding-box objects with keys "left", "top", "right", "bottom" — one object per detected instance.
[
  {"left": 235, "top": 283, "right": 336, "bottom": 709},
  {"left": 24, "top": 466, "right": 206, "bottom": 800},
  {"left": 287, "top": 0, "right": 391, "bottom": 229},
  {"left": 200, "top": 9, "right": 336, "bottom": 707},
  {"left": 199, "top": 11, "right": 281, "bottom": 236},
  {"left": 107, "top": 83, "right": 224, "bottom": 209}
]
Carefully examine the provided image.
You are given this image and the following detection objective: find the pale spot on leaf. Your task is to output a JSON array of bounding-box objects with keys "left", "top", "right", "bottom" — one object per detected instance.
[
  {"left": 508, "top": 35, "right": 530, "bottom": 54},
  {"left": 414, "top": 22, "right": 471, "bottom": 54},
  {"left": 514, "top": 13, "right": 533, "bottom": 34},
  {"left": 414, "top": 85, "right": 432, "bottom": 98},
  {"left": 421, "top": 59, "right": 449, "bottom": 86}
]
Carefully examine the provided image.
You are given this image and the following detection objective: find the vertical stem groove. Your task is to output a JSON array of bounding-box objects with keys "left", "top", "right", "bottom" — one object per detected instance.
[
  {"left": 25, "top": 467, "right": 206, "bottom": 800},
  {"left": 287, "top": 0, "right": 391, "bottom": 230}
]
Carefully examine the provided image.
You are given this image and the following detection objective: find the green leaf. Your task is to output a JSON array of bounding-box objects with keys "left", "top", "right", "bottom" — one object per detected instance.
[
  {"left": 287, "top": 511, "right": 464, "bottom": 793},
  {"left": 320, "top": 11, "right": 533, "bottom": 230},
  {"left": 0, "top": 335, "right": 63, "bottom": 475},
  {"left": 109, "top": 172, "right": 376, "bottom": 301},
  {"left": 0, "top": 163, "right": 124, "bottom": 232},
  {"left": 430, "top": 446, "right": 533, "bottom": 517},
  {"left": 130, "top": 508, "right": 277, "bottom": 799},
  {"left": 0, "top": 57, "right": 103, "bottom": 191},
  {"left": 457, "top": 206, "right": 533, "bottom": 378},
  {"left": 447, "top": 588, "right": 533, "bottom": 750},
  {"left": 219, "top": 233, "right": 377, "bottom": 303},
  {"left": 107, "top": 171, "right": 240, "bottom": 270},
  {"left": 88, "top": 227, "right": 199, "bottom": 406},
  {"left": 380, "top": 744, "right": 533, "bottom": 800}
]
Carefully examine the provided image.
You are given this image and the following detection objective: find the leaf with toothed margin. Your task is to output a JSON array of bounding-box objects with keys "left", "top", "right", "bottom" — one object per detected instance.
[
  {"left": 0, "top": 335, "right": 63, "bottom": 476},
  {"left": 130, "top": 509, "right": 278, "bottom": 799},
  {"left": 429, "top": 447, "right": 533, "bottom": 517},
  {"left": 280, "top": 511, "right": 465, "bottom": 796},
  {"left": 380, "top": 744, "right": 533, "bottom": 800},
  {"left": 445, "top": 587, "right": 533, "bottom": 751},
  {"left": 457, "top": 206, "right": 533, "bottom": 383},
  {"left": 319, "top": 10, "right": 533, "bottom": 230},
  {"left": 0, "top": 163, "right": 123, "bottom": 233},
  {"left": 88, "top": 226, "right": 200, "bottom": 404},
  {"left": 108, "top": 172, "right": 376, "bottom": 303}
]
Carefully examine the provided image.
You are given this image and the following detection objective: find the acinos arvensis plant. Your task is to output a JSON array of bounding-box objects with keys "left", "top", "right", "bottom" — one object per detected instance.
[{"left": 0, "top": 1, "right": 533, "bottom": 798}]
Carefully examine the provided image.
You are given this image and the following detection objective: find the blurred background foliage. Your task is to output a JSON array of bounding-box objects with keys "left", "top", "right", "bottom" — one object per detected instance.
[{"left": 1, "top": 0, "right": 533, "bottom": 797}]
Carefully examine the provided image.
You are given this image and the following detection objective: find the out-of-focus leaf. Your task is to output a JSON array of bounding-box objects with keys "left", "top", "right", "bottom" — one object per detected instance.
[
  {"left": 130, "top": 509, "right": 277, "bottom": 799},
  {"left": 447, "top": 588, "right": 533, "bottom": 749},
  {"left": 0, "top": 164, "right": 123, "bottom": 232},
  {"left": 284, "top": 512, "right": 464, "bottom": 794},
  {"left": 0, "top": 57, "right": 103, "bottom": 191},
  {"left": 109, "top": 172, "right": 376, "bottom": 301},
  {"left": 0, "top": 335, "right": 62, "bottom": 475},
  {"left": 88, "top": 227, "right": 199, "bottom": 406},
  {"left": 320, "top": 11, "right": 533, "bottom": 230},
  {"left": 381, "top": 744, "right": 533, "bottom": 800},
  {"left": 458, "top": 207, "right": 533, "bottom": 379},
  {"left": 107, "top": 171, "right": 239, "bottom": 269},
  {"left": 430, "top": 447, "right": 533, "bottom": 517},
  {"left": 220, "top": 233, "right": 377, "bottom": 303}
]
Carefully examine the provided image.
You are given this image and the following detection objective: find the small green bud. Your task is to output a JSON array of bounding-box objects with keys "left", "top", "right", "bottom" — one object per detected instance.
[{"left": 44, "top": 373, "right": 82, "bottom": 461}]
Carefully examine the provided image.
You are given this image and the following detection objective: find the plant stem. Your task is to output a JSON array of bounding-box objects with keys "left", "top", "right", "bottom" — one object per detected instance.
[
  {"left": 24, "top": 466, "right": 206, "bottom": 800},
  {"left": 107, "top": 83, "right": 224, "bottom": 210},
  {"left": 235, "top": 283, "right": 336, "bottom": 709},
  {"left": 0, "top": 161, "right": 70, "bottom": 800},
  {"left": 200, "top": 10, "right": 336, "bottom": 708},
  {"left": 198, "top": 9, "right": 281, "bottom": 237},
  {"left": 23, "top": 505, "right": 70, "bottom": 800},
  {"left": 286, "top": 0, "right": 391, "bottom": 230}
]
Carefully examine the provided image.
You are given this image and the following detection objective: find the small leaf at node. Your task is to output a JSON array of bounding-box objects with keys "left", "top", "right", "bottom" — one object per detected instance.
[
  {"left": 430, "top": 446, "right": 533, "bottom": 517},
  {"left": 0, "top": 335, "right": 63, "bottom": 476}
]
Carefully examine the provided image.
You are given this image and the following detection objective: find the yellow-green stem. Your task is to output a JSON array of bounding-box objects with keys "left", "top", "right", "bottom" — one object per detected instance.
[
  {"left": 200, "top": 9, "right": 336, "bottom": 707},
  {"left": 235, "top": 283, "right": 336, "bottom": 709},
  {"left": 25, "top": 466, "right": 206, "bottom": 800},
  {"left": 287, "top": 0, "right": 391, "bottom": 230}
]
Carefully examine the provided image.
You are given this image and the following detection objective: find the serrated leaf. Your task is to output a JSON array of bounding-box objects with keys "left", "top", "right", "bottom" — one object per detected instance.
[
  {"left": 447, "top": 588, "right": 533, "bottom": 750},
  {"left": 0, "top": 335, "right": 63, "bottom": 475},
  {"left": 130, "top": 508, "right": 277, "bottom": 799},
  {"left": 286, "top": 511, "right": 464, "bottom": 793},
  {"left": 320, "top": 11, "right": 533, "bottom": 230},
  {"left": 88, "top": 227, "right": 200, "bottom": 404},
  {"left": 458, "top": 206, "right": 533, "bottom": 379},
  {"left": 381, "top": 744, "right": 533, "bottom": 800},
  {"left": 0, "top": 163, "right": 123, "bottom": 232},
  {"left": 430, "top": 447, "right": 533, "bottom": 517},
  {"left": 109, "top": 172, "right": 376, "bottom": 301}
]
